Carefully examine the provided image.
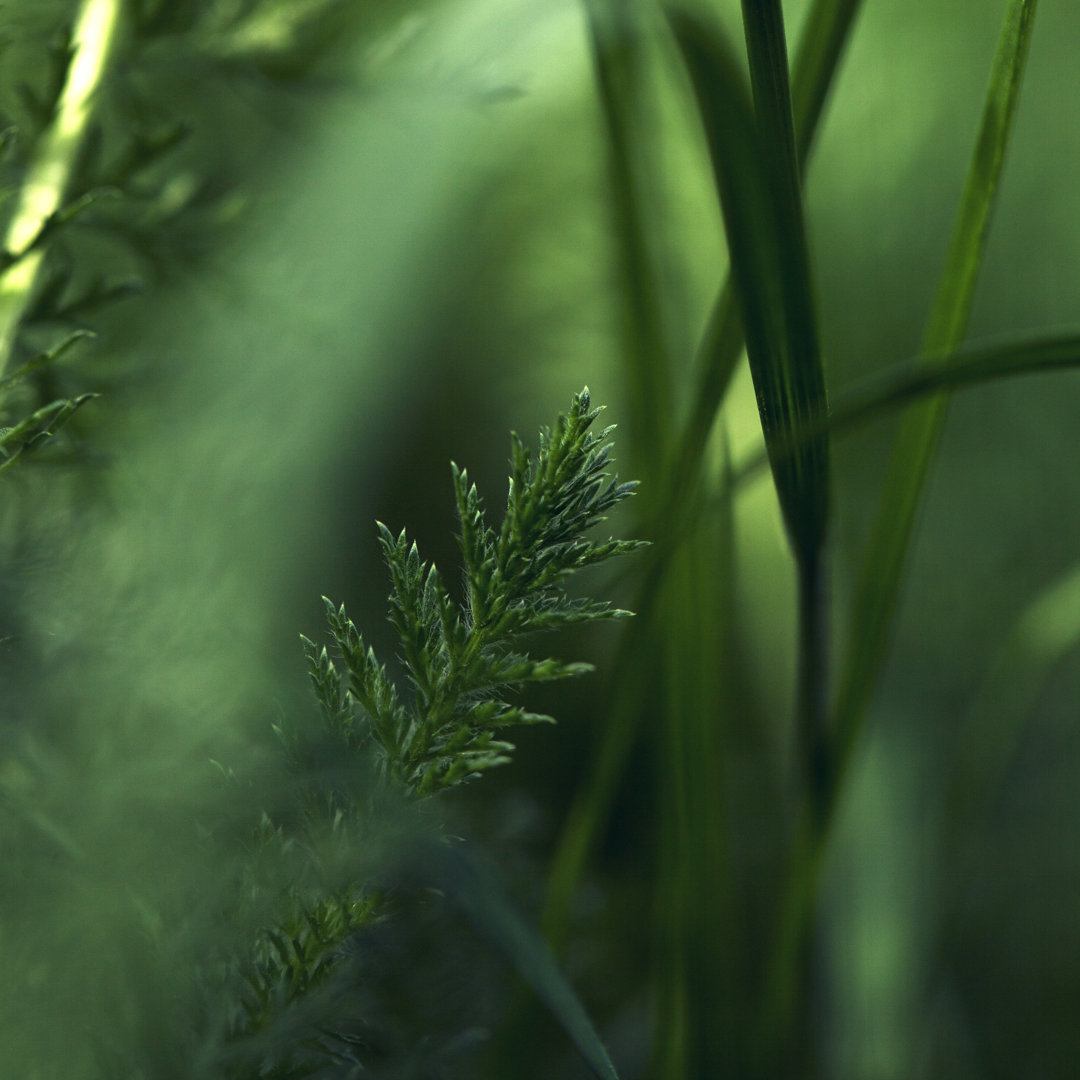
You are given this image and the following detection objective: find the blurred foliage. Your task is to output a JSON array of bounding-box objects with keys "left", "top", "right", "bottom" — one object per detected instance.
[{"left": 2, "top": 0, "right": 1080, "bottom": 1078}]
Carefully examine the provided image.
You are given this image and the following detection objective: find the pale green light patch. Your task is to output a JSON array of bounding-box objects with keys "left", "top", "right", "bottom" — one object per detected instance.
[
  {"left": 204, "top": 0, "right": 334, "bottom": 57},
  {"left": 1016, "top": 560, "right": 1080, "bottom": 661}
]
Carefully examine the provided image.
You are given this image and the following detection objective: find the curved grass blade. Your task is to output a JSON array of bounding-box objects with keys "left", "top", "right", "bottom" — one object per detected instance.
[
  {"left": 624, "top": 333, "right": 1080, "bottom": 604},
  {"left": 730, "top": 332, "right": 1080, "bottom": 488},
  {"left": 833, "top": 0, "right": 1040, "bottom": 782},
  {"left": 424, "top": 841, "right": 621, "bottom": 1080}
]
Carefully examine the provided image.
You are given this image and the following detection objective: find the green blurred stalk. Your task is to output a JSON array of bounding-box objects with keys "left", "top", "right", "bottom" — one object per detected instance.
[
  {"left": 762, "top": 0, "right": 1040, "bottom": 1063},
  {"left": 832, "top": 0, "right": 1040, "bottom": 777},
  {"left": 583, "top": 0, "right": 673, "bottom": 481},
  {"left": 650, "top": 470, "right": 735, "bottom": 1080},
  {"left": 740, "top": 0, "right": 832, "bottom": 825},
  {"left": 0, "top": 0, "right": 126, "bottom": 372}
]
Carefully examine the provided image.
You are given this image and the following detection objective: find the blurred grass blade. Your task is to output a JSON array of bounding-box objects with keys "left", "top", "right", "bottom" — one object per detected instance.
[
  {"left": 791, "top": 0, "right": 865, "bottom": 162},
  {"left": 428, "top": 843, "right": 621, "bottom": 1080},
  {"left": 651, "top": 452, "right": 737, "bottom": 1078},
  {"left": 916, "top": 558, "right": 1080, "bottom": 1047},
  {"left": 0, "top": 0, "right": 125, "bottom": 371},
  {"left": 833, "top": 0, "right": 1040, "bottom": 773},
  {"left": 762, "top": 2, "right": 1041, "bottom": 1052},
  {"left": 583, "top": 0, "right": 673, "bottom": 477},
  {"left": 945, "top": 557, "right": 1080, "bottom": 853},
  {"left": 540, "top": 596, "right": 660, "bottom": 950},
  {"left": 831, "top": 332, "right": 1080, "bottom": 431},
  {"left": 731, "top": 332, "right": 1080, "bottom": 485}
]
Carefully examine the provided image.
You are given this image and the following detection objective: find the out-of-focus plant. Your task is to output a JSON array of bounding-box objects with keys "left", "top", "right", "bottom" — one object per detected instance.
[
  {"left": 221, "top": 388, "right": 639, "bottom": 1079},
  {"left": 0, "top": 0, "right": 368, "bottom": 474}
]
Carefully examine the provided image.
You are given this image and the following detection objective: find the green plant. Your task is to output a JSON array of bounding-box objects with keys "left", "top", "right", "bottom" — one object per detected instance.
[
  {"left": 224, "top": 388, "right": 640, "bottom": 1079},
  {"left": 4, "top": 1, "right": 1080, "bottom": 1078},
  {"left": 303, "top": 387, "right": 643, "bottom": 798},
  {"left": 0, "top": 0, "right": 369, "bottom": 476}
]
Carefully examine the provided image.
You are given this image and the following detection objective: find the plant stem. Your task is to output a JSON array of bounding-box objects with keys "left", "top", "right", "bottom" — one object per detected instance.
[
  {"left": 833, "top": 0, "right": 1039, "bottom": 789},
  {"left": 762, "top": 0, "right": 1040, "bottom": 1063},
  {"left": 0, "top": 0, "right": 125, "bottom": 372},
  {"left": 796, "top": 548, "right": 831, "bottom": 824}
]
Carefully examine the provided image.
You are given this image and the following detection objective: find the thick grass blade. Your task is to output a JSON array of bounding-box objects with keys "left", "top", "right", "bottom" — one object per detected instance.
[
  {"left": 544, "top": 0, "right": 865, "bottom": 902},
  {"left": 671, "top": 4, "right": 832, "bottom": 824},
  {"left": 541, "top": 4, "right": 866, "bottom": 1063},
  {"left": 670, "top": 6, "right": 830, "bottom": 569},
  {"left": 671, "top": 0, "right": 864, "bottom": 512},
  {"left": 833, "top": 0, "right": 1040, "bottom": 779},
  {"left": 740, "top": 0, "right": 833, "bottom": 829},
  {"left": 426, "top": 842, "right": 621, "bottom": 1080}
]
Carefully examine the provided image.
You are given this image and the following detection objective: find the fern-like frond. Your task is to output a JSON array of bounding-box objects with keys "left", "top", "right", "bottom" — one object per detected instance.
[{"left": 306, "top": 387, "right": 644, "bottom": 798}]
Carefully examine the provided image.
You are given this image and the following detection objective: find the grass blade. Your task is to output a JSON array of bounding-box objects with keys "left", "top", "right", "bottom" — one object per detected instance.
[
  {"left": 919, "top": 559, "right": 1080, "bottom": 1045},
  {"left": 542, "top": 0, "right": 865, "bottom": 916},
  {"left": 583, "top": 0, "right": 673, "bottom": 478},
  {"left": 730, "top": 332, "right": 1080, "bottom": 489},
  {"left": 740, "top": 0, "right": 833, "bottom": 825},
  {"left": 426, "top": 842, "right": 622, "bottom": 1080},
  {"left": 671, "top": 3, "right": 832, "bottom": 821},
  {"left": 833, "top": 0, "right": 1040, "bottom": 778},
  {"left": 0, "top": 0, "right": 126, "bottom": 371},
  {"left": 671, "top": 0, "right": 865, "bottom": 512},
  {"left": 650, "top": 457, "right": 738, "bottom": 1079},
  {"left": 761, "top": 0, "right": 1041, "bottom": 1059},
  {"left": 669, "top": 6, "right": 830, "bottom": 568},
  {"left": 540, "top": 6, "right": 867, "bottom": 1066},
  {"left": 666, "top": 9, "right": 834, "bottom": 1068},
  {"left": 790, "top": 0, "right": 865, "bottom": 163}
]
